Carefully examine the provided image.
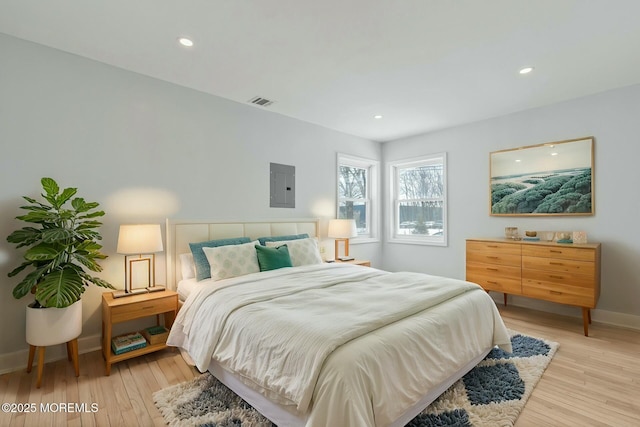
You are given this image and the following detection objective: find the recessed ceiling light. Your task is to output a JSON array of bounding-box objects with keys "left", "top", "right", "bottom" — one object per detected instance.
[
  {"left": 515, "top": 159, "right": 522, "bottom": 163},
  {"left": 551, "top": 152, "right": 558, "bottom": 156},
  {"left": 519, "top": 67, "right": 534, "bottom": 74},
  {"left": 374, "top": 115, "right": 383, "bottom": 119},
  {"left": 178, "top": 37, "right": 194, "bottom": 47}
]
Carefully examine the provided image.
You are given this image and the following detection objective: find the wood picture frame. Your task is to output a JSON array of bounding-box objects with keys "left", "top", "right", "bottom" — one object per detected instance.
[
  {"left": 127, "top": 255, "right": 152, "bottom": 291},
  {"left": 490, "top": 137, "right": 594, "bottom": 216}
]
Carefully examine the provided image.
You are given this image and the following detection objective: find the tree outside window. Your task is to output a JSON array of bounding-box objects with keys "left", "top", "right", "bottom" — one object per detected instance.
[
  {"left": 337, "top": 154, "right": 378, "bottom": 239},
  {"left": 390, "top": 153, "right": 447, "bottom": 246}
]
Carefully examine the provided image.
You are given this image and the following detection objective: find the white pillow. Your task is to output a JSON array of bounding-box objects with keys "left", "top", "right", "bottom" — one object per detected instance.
[
  {"left": 179, "top": 252, "right": 196, "bottom": 280},
  {"left": 266, "top": 238, "right": 322, "bottom": 267},
  {"left": 202, "top": 241, "right": 260, "bottom": 281}
]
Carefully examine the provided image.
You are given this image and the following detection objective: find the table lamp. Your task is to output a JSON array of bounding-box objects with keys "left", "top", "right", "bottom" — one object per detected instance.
[
  {"left": 115, "top": 224, "right": 164, "bottom": 297},
  {"left": 328, "top": 219, "right": 357, "bottom": 261}
]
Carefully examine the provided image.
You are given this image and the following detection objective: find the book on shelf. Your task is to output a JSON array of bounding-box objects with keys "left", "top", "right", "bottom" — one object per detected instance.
[{"left": 111, "top": 332, "right": 147, "bottom": 355}]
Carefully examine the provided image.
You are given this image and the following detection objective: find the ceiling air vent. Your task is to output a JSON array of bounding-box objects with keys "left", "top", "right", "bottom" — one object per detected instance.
[{"left": 248, "top": 96, "right": 275, "bottom": 107}]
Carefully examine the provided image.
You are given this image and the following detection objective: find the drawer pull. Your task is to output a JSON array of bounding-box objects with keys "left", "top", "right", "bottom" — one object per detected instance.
[
  {"left": 550, "top": 290, "right": 562, "bottom": 295},
  {"left": 550, "top": 262, "right": 564, "bottom": 266},
  {"left": 141, "top": 305, "right": 155, "bottom": 310},
  {"left": 550, "top": 250, "right": 562, "bottom": 254},
  {"left": 486, "top": 256, "right": 499, "bottom": 259},
  {"left": 549, "top": 275, "right": 564, "bottom": 279},
  {"left": 486, "top": 267, "right": 498, "bottom": 271},
  {"left": 486, "top": 245, "right": 498, "bottom": 248},
  {"left": 487, "top": 280, "right": 498, "bottom": 285}
]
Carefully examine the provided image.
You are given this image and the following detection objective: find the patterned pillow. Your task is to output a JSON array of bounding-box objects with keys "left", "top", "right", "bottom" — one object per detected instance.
[
  {"left": 202, "top": 241, "right": 260, "bottom": 281},
  {"left": 265, "top": 238, "right": 322, "bottom": 267},
  {"left": 257, "top": 233, "right": 309, "bottom": 246},
  {"left": 189, "top": 237, "right": 251, "bottom": 281}
]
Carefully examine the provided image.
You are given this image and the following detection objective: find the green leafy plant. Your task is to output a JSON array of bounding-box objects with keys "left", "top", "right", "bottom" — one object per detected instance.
[{"left": 6, "top": 177, "right": 114, "bottom": 308}]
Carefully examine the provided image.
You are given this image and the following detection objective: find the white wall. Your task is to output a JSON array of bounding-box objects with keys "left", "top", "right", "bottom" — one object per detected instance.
[
  {"left": 0, "top": 34, "right": 382, "bottom": 369},
  {"left": 382, "top": 84, "right": 640, "bottom": 323}
]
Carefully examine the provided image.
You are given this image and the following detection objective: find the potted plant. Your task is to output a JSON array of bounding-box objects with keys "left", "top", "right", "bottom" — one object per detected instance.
[{"left": 6, "top": 177, "right": 114, "bottom": 347}]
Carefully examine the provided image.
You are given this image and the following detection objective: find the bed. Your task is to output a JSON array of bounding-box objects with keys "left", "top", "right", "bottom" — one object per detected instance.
[{"left": 165, "top": 218, "right": 511, "bottom": 427}]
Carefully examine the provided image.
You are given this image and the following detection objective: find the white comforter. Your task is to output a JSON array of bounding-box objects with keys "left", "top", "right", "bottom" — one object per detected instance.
[{"left": 168, "top": 263, "right": 511, "bottom": 426}]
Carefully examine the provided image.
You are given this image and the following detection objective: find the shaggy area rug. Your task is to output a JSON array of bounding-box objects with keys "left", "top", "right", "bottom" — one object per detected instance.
[{"left": 153, "top": 332, "right": 558, "bottom": 427}]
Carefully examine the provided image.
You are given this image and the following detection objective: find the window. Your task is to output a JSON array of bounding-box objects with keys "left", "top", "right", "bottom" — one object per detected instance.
[
  {"left": 389, "top": 153, "right": 447, "bottom": 246},
  {"left": 337, "top": 154, "right": 379, "bottom": 240}
]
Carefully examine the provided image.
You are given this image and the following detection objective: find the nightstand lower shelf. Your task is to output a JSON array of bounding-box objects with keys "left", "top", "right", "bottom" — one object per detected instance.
[{"left": 107, "top": 342, "right": 169, "bottom": 364}]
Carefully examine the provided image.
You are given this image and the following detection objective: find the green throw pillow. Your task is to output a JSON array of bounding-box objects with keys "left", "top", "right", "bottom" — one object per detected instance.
[{"left": 255, "top": 244, "right": 293, "bottom": 272}]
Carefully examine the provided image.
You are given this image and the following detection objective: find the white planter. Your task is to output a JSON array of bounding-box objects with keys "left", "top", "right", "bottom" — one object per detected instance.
[{"left": 26, "top": 300, "right": 82, "bottom": 346}]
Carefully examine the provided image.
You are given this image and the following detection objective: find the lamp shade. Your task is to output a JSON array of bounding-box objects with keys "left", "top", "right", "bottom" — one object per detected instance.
[
  {"left": 328, "top": 219, "right": 357, "bottom": 239},
  {"left": 117, "top": 224, "right": 163, "bottom": 254}
]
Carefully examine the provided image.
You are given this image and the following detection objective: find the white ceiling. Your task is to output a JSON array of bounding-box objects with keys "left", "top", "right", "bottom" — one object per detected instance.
[{"left": 2, "top": 0, "right": 640, "bottom": 142}]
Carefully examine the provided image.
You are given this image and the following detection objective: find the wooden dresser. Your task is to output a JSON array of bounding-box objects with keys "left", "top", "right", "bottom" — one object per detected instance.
[{"left": 466, "top": 238, "right": 601, "bottom": 336}]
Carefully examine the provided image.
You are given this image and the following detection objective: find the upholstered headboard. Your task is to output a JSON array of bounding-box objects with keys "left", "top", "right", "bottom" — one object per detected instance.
[{"left": 165, "top": 218, "right": 320, "bottom": 290}]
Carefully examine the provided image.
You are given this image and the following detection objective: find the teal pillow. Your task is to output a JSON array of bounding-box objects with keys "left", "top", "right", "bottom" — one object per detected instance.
[
  {"left": 258, "top": 233, "right": 309, "bottom": 246},
  {"left": 255, "top": 244, "right": 293, "bottom": 272},
  {"left": 189, "top": 237, "right": 251, "bottom": 281}
]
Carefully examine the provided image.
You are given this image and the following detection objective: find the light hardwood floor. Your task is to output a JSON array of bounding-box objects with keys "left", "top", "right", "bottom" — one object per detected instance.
[{"left": 1, "top": 305, "right": 638, "bottom": 426}]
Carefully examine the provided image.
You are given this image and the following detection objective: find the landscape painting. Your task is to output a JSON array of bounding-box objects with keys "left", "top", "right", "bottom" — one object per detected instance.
[{"left": 490, "top": 137, "right": 594, "bottom": 216}]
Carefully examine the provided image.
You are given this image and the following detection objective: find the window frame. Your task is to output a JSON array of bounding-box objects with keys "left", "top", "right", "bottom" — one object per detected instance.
[
  {"left": 388, "top": 152, "right": 448, "bottom": 246},
  {"left": 337, "top": 153, "right": 379, "bottom": 243}
]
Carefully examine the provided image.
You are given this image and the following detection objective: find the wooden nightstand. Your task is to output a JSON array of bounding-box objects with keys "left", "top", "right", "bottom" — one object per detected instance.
[
  {"left": 101, "top": 290, "right": 178, "bottom": 375},
  {"left": 335, "top": 259, "right": 371, "bottom": 267}
]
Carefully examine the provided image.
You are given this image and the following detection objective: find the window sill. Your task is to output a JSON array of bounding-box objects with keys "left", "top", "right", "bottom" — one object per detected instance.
[
  {"left": 387, "top": 237, "right": 447, "bottom": 247},
  {"left": 351, "top": 237, "right": 380, "bottom": 245}
]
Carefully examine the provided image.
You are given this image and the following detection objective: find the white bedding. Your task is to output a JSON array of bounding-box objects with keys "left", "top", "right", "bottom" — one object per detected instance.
[
  {"left": 176, "top": 278, "right": 199, "bottom": 301},
  {"left": 168, "top": 263, "right": 511, "bottom": 427}
]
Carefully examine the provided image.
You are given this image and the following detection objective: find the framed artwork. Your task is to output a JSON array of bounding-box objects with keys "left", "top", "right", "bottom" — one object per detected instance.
[{"left": 490, "top": 137, "right": 594, "bottom": 216}]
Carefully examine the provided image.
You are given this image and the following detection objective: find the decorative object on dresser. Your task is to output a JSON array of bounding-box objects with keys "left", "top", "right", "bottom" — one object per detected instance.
[
  {"left": 504, "top": 226, "right": 520, "bottom": 240},
  {"left": 490, "top": 136, "right": 594, "bottom": 216},
  {"left": 328, "top": 218, "right": 357, "bottom": 261},
  {"left": 101, "top": 290, "right": 178, "bottom": 375},
  {"left": 466, "top": 238, "right": 601, "bottom": 336},
  {"left": 573, "top": 231, "right": 588, "bottom": 244},
  {"left": 6, "top": 177, "right": 114, "bottom": 388},
  {"left": 115, "top": 224, "right": 164, "bottom": 297}
]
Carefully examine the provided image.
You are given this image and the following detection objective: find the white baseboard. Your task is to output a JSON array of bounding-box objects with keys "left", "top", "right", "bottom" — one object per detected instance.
[
  {"left": 0, "top": 333, "right": 102, "bottom": 375},
  {"left": 493, "top": 295, "right": 640, "bottom": 330}
]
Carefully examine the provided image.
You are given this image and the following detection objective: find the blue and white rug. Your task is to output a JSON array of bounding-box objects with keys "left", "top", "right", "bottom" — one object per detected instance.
[{"left": 153, "top": 332, "right": 558, "bottom": 427}]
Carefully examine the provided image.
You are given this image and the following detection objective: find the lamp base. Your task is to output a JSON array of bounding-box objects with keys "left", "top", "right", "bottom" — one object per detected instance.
[
  {"left": 146, "top": 286, "right": 166, "bottom": 293},
  {"left": 334, "top": 238, "right": 350, "bottom": 260}
]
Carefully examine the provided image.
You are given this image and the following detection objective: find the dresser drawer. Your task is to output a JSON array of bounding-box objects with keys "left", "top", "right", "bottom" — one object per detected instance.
[
  {"left": 521, "top": 245, "right": 595, "bottom": 262},
  {"left": 522, "top": 256, "right": 595, "bottom": 276},
  {"left": 522, "top": 281, "right": 595, "bottom": 307},
  {"left": 467, "top": 241, "right": 521, "bottom": 255},
  {"left": 522, "top": 269, "right": 595, "bottom": 289},
  {"left": 466, "top": 262, "right": 521, "bottom": 294},
  {"left": 111, "top": 296, "right": 176, "bottom": 323},
  {"left": 466, "top": 250, "right": 521, "bottom": 266}
]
